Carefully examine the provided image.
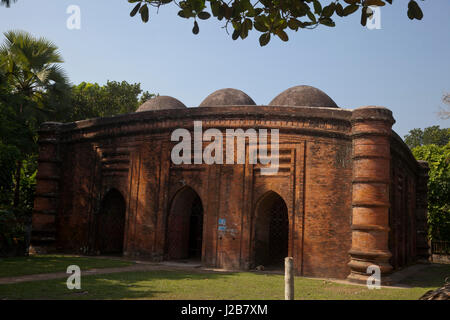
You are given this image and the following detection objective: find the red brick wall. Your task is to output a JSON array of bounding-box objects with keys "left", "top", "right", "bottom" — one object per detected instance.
[
  {"left": 389, "top": 133, "right": 426, "bottom": 270},
  {"left": 302, "top": 140, "right": 352, "bottom": 278},
  {"left": 31, "top": 106, "right": 428, "bottom": 280}
]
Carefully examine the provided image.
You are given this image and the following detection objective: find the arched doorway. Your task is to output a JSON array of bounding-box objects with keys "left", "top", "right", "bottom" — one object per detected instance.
[
  {"left": 96, "top": 189, "right": 126, "bottom": 254},
  {"left": 166, "top": 187, "right": 204, "bottom": 261},
  {"left": 254, "top": 191, "right": 289, "bottom": 268}
]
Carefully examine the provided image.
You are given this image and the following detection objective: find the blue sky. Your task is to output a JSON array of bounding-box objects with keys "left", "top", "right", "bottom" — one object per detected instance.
[{"left": 1, "top": 0, "right": 449, "bottom": 137}]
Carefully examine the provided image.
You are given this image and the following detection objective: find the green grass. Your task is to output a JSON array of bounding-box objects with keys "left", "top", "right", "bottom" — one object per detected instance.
[
  {"left": 0, "top": 255, "right": 133, "bottom": 278},
  {"left": 0, "top": 264, "right": 449, "bottom": 300}
]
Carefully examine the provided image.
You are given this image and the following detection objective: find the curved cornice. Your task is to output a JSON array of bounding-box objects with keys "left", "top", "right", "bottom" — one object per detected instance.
[
  {"left": 390, "top": 130, "right": 423, "bottom": 174},
  {"left": 55, "top": 106, "right": 353, "bottom": 143}
]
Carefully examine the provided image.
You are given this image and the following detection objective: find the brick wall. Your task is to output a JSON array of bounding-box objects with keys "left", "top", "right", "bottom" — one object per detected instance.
[
  {"left": 31, "top": 105, "right": 428, "bottom": 280},
  {"left": 389, "top": 133, "right": 429, "bottom": 269}
]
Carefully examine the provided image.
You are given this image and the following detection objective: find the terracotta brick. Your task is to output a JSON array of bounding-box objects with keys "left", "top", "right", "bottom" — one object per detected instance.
[{"left": 31, "top": 105, "right": 429, "bottom": 280}]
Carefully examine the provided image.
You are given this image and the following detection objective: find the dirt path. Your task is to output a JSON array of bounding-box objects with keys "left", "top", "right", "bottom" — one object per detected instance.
[
  {"left": 0, "top": 259, "right": 236, "bottom": 285},
  {"left": 0, "top": 263, "right": 163, "bottom": 285}
]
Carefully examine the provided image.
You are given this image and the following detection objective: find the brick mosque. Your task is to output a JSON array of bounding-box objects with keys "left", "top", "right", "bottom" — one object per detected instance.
[{"left": 31, "top": 85, "right": 430, "bottom": 283}]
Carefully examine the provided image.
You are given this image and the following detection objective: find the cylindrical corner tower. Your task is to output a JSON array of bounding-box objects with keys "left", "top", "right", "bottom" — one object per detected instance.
[
  {"left": 30, "top": 122, "right": 62, "bottom": 253},
  {"left": 348, "top": 107, "right": 395, "bottom": 284}
]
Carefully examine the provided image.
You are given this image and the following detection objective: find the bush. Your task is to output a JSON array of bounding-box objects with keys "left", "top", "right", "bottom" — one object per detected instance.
[
  {"left": 412, "top": 143, "right": 450, "bottom": 241},
  {"left": 0, "top": 152, "right": 35, "bottom": 257},
  {"left": 0, "top": 208, "right": 27, "bottom": 257}
]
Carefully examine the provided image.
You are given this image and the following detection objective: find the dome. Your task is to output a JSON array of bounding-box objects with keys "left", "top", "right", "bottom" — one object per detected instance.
[
  {"left": 136, "top": 96, "right": 186, "bottom": 112},
  {"left": 199, "top": 88, "right": 256, "bottom": 107},
  {"left": 269, "top": 85, "right": 338, "bottom": 108}
]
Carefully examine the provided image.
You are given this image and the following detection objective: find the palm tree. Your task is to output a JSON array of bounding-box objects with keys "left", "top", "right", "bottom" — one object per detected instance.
[
  {"left": 1, "top": 0, "right": 17, "bottom": 7},
  {"left": 0, "top": 30, "right": 69, "bottom": 207}
]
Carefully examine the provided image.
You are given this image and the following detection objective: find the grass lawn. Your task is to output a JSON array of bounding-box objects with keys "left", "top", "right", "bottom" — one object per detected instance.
[
  {"left": 0, "top": 255, "right": 133, "bottom": 278},
  {"left": 0, "top": 263, "right": 448, "bottom": 300}
]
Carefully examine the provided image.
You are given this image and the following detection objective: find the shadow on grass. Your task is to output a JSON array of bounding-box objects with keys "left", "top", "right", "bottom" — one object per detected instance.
[
  {"left": 0, "top": 270, "right": 243, "bottom": 300},
  {"left": 398, "top": 263, "right": 450, "bottom": 288},
  {"left": 0, "top": 255, "right": 133, "bottom": 278},
  {"left": 1, "top": 263, "right": 449, "bottom": 300}
]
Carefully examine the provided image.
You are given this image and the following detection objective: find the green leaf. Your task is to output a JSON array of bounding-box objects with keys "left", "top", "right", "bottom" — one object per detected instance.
[
  {"left": 198, "top": 11, "right": 211, "bottom": 20},
  {"left": 407, "top": 7, "right": 415, "bottom": 20},
  {"left": 130, "top": 3, "right": 141, "bottom": 17},
  {"left": 322, "top": 3, "right": 336, "bottom": 18},
  {"left": 244, "top": 18, "right": 253, "bottom": 31},
  {"left": 211, "top": 2, "right": 219, "bottom": 16},
  {"left": 408, "top": 0, "right": 423, "bottom": 20},
  {"left": 288, "top": 18, "right": 301, "bottom": 30},
  {"left": 139, "top": 4, "right": 149, "bottom": 23},
  {"left": 259, "top": 33, "right": 270, "bottom": 46},
  {"left": 240, "top": 24, "right": 249, "bottom": 39},
  {"left": 232, "top": 28, "right": 240, "bottom": 40},
  {"left": 254, "top": 17, "right": 268, "bottom": 32},
  {"left": 306, "top": 10, "right": 317, "bottom": 23},
  {"left": 241, "top": 0, "right": 253, "bottom": 11},
  {"left": 192, "top": 20, "right": 199, "bottom": 34},
  {"left": 276, "top": 30, "right": 289, "bottom": 42},
  {"left": 320, "top": 18, "right": 336, "bottom": 27},
  {"left": 254, "top": 8, "right": 263, "bottom": 16},
  {"left": 313, "top": 0, "right": 322, "bottom": 15},
  {"left": 364, "top": 0, "right": 386, "bottom": 6},
  {"left": 343, "top": 4, "right": 359, "bottom": 16},
  {"left": 335, "top": 3, "right": 344, "bottom": 17}
]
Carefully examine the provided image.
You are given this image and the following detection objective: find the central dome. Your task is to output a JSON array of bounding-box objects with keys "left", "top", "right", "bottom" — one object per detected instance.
[
  {"left": 269, "top": 85, "right": 338, "bottom": 108},
  {"left": 136, "top": 96, "right": 186, "bottom": 112},
  {"left": 199, "top": 88, "right": 256, "bottom": 107}
]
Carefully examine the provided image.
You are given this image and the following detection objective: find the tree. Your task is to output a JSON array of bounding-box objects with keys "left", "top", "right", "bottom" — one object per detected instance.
[
  {"left": 0, "top": 30, "right": 70, "bottom": 208},
  {"left": 438, "top": 93, "right": 450, "bottom": 120},
  {"left": 127, "top": 0, "right": 425, "bottom": 46},
  {"left": 139, "top": 91, "right": 157, "bottom": 105},
  {"left": 1, "top": 0, "right": 426, "bottom": 46},
  {"left": 0, "top": 69, "right": 21, "bottom": 206},
  {"left": 412, "top": 143, "right": 450, "bottom": 241},
  {"left": 68, "top": 81, "right": 155, "bottom": 121},
  {"left": 0, "top": 0, "right": 16, "bottom": 7},
  {"left": 404, "top": 126, "right": 450, "bottom": 150},
  {"left": 404, "top": 128, "right": 423, "bottom": 150}
]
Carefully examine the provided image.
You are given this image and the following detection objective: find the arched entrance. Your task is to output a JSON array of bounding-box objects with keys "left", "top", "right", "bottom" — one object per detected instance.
[
  {"left": 166, "top": 187, "right": 204, "bottom": 261},
  {"left": 96, "top": 188, "right": 126, "bottom": 254},
  {"left": 253, "top": 191, "right": 289, "bottom": 268}
]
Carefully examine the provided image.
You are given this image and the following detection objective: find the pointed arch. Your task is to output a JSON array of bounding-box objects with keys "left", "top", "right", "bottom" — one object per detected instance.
[
  {"left": 253, "top": 191, "right": 289, "bottom": 268},
  {"left": 166, "top": 186, "right": 204, "bottom": 260},
  {"left": 96, "top": 188, "right": 126, "bottom": 254}
]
